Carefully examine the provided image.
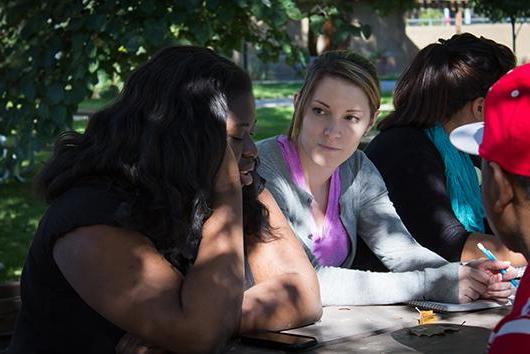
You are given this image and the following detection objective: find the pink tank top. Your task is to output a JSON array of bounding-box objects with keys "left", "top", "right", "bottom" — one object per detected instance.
[{"left": 277, "top": 135, "right": 351, "bottom": 266}]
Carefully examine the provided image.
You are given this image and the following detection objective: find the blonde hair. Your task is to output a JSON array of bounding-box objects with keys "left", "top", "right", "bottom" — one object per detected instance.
[{"left": 288, "top": 50, "right": 380, "bottom": 140}]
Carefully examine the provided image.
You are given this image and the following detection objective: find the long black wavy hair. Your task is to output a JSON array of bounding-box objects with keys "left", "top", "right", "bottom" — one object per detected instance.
[{"left": 36, "top": 46, "right": 271, "bottom": 272}]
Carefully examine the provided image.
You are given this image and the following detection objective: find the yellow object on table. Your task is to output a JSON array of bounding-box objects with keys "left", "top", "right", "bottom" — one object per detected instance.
[{"left": 416, "top": 308, "right": 439, "bottom": 325}]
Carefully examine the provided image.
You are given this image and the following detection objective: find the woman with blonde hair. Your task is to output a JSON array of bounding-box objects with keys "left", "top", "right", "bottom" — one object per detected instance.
[{"left": 257, "top": 50, "right": 515, "bottom": 306}]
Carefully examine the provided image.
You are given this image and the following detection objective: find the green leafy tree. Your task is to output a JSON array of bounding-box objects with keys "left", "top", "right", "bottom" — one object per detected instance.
[
  {"left": 300, "top": 2, "right": 369, "bottom": 54},
  {"left": 1, "top": 0, "right": 412, "bottom": 181},
  {"left": 299, "top": 0, "right": 414, "bottom": 55},
  {"left": 0, "top": 0, "right": 311, "bottom": 181},
  {"left": 472, "top": 0, "right": 530, "bottom": 53}
]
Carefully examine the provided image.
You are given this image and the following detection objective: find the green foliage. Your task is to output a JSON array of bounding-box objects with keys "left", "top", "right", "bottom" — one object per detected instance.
[
  {"left": 302, "top": 0, "right": 415, "bottom": 51},
  {"left": 0, "top": 0, "right": 313, "bottom": 181},
  {"left": 305, "top": 1, "right": 365, "bottom": 48},
  {"left": 418, "top": 8, "right": 444, "bottom": 21},
  {"left": 0, "top": 178, "right": 45, "bottom": 281},
  {"left": 471, "top": 0, "right": 530, "bottom": 22},
  {"left": 471, "top": 0, "right": 530, "bottom": 52},
  {"left": 0, "top": 0, "right": 405, "bottom": 182}
]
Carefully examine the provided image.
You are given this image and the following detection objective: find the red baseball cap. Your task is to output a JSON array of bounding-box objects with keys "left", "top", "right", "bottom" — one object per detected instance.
[{"left": 450, "top": 63, "right": 530, "bottom": 177}]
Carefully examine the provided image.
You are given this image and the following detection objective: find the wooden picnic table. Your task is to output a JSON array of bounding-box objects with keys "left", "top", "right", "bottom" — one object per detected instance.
[{"left": 223, "top": 304, "right": 510, "bottom": 353}]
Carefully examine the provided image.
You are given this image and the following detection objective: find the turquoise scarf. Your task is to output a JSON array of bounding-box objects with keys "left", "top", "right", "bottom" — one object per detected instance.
[{"left": 425, "top": 125, "right": 485, "bottom": 233}]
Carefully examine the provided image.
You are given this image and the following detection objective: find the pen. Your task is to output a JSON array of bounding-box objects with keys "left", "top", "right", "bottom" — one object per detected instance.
[{"left": 477, "top": 243, "right": 519, "bottom": 288}]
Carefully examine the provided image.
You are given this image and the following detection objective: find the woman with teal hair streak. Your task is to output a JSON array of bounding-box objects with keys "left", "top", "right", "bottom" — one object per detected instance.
[{"left": 365, "top": 33, "right": 526, "bottom": 267}]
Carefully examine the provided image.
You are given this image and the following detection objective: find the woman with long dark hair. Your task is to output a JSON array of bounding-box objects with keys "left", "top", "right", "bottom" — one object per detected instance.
[
  {"left": 365, "top": 33, "right": 526, "bottom": 267},
  {"left": 8, "top": 46, "right": 321, "bottom": 354}
]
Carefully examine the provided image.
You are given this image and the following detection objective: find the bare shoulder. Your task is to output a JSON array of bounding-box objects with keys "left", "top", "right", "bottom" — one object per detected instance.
[
  {"left": 54, "top": 223, "right": 179, "bottom": 280},
  {"left": 258, "top": 187, "right": 289, "bottom": 217},
  {"left": 55, "top": 224, "right": 155, "bottom": 254},
  {"left": 53, "top": 225, "right": 163, "bottom": 271},
  {"left": 249, "top": 189, "right": 314, "bottom": 282},
  {"left": 256, "top": 188, "right": 288, "bottom": 237},
  {"left": 251, "top": 188, "right": 303, "bottom": 251}
]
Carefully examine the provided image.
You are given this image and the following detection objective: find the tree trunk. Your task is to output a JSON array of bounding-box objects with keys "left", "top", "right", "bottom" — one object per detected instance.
[
  {"left": 349, "top": 3, "right": 419, "bottom": 76},
  {"left": 307, "top": 26, "right": 318, "bottom": 56},
  {"left": 316, "top": 19, "right": 334, "bottom": 54},
  {"left": 242, "top": 41, "right": 248, "bottom": 72},
  {"left": 455, "top": 6, "right": 462, "bottom": 34}
]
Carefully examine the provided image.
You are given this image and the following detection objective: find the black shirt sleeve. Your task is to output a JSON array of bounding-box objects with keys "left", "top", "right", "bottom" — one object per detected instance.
[{"left": 365, "top": 127, "right": 469, "bottom": 262}]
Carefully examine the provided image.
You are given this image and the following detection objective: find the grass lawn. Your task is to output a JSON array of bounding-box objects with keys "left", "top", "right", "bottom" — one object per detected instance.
[
  {"left": 255, "top": 107, "right": 293, "bottom": 140},
  {"left": 253, "top": 82, "right": 301, "bottom": 99},
  {"left": 253, "top": 82, "right": 393, "bottom": 103},
  {"left": 78, "top": 83, "right": 304, "bottom": 111},
  {"left": 0, "top": 180, "right": 45, "bottom": 281},
  {"left": 80, "top": 82, "right": 393, "bottom": 111},
  {"left": 1, "top": 84, "right": 393, "bottom": 282},
  {"left": 78, "top": 98, "right": 113, "bottom": 112}
]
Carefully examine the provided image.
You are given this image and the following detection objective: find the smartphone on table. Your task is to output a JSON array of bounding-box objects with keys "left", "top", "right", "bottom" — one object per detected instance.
[{"left": 240, "top": 331, "right": 318, "bottom": 351}]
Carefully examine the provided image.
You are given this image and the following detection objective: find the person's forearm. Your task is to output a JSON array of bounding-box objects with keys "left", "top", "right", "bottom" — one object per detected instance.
[
  {"left": 317, "top": 266, "right": 424, "bottom": 305},
  {"left": 358, "top": 197, "right": 449, "bottom": 273},
  {"left": 317, "top": 262, "right": 460, "bottom": 306},
  {"left": 239, "top": 273, "right": 322, "bottom": 333},
  {"left": 179, "top": 186, "right": 245, "bottom": 351},
  {"left": 462, "top": 233, "right": 527, "bottom": 267}
]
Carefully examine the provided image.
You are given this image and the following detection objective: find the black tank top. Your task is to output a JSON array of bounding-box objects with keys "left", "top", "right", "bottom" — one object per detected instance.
[{"left": 9, "top": 180, "right": 129, "bottom": 354}]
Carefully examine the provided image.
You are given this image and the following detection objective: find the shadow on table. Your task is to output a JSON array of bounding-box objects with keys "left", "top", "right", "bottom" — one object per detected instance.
[{"left": 390, "top": 324, "right": 491, "bottom": 354}]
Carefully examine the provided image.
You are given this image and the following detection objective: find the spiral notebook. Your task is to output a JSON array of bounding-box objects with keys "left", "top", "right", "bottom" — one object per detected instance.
[{"left": 407, "top": 299, "right": 512, "bottom": 313}]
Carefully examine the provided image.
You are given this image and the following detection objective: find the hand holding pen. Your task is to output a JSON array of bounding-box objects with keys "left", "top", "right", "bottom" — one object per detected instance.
[{"left": 477, "top": 243, "right": 519, "bottom": 288}]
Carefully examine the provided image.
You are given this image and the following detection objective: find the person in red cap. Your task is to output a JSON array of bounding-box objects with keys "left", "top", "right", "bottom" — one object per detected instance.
[{"left": 450, "top": 63, "right": 530, "bottom": 353}]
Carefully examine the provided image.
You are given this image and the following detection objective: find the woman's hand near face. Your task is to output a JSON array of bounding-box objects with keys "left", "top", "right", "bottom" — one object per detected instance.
[{"left": 214, "top": 145, "right": 242, "bottom": 195}]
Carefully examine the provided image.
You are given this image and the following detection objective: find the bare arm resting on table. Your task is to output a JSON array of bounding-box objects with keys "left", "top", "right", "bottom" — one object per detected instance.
[
  {"left": 240, "top": 188, "right": 322, "bottom": 333},
  {"left": 55, "top": 151, "right": 244, "bottom": 354},
  {"left": 115, "top": 189, "right": 322, "bottom": 354}
]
